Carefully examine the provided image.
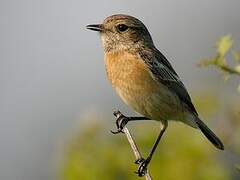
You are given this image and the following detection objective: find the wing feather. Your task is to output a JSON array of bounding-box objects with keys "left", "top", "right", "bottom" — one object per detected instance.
[{"left": 139, "top": 48, "right": 198, "bottom": 115}]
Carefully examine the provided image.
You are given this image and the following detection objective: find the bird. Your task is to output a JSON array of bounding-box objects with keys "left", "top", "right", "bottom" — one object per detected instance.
[{"left": 86, "top": 14, "right": 224, "bottom": 176}]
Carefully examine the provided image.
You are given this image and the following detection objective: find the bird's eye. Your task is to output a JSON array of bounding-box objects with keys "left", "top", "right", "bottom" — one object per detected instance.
[{"left": 116, "top": 24, "right": 129, "bottom": 32}]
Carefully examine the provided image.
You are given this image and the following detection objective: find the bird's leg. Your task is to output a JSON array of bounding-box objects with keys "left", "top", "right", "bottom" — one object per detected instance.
[
  {"left": 111, "top": 110, "right": 150, "bottom": 134},
  {"left": 136, "top": 120, "right": 168, "bottom": 177}
]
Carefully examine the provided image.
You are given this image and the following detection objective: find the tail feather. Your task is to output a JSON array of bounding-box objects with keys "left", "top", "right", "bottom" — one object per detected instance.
[{"left": 195, "top": 117, "right": 224, "bottom": 150}]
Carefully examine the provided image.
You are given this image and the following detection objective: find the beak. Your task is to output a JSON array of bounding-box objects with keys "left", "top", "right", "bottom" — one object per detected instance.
[{"left": 86, "top": 24, "right": 104, "bottom": 32}]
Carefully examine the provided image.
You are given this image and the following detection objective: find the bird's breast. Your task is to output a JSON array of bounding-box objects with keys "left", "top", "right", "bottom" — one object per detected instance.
[
  {"left": 104, "top": 50, "right": 157, "bottom": 90},
  {"left": 104, "top": 50, "right": 182, "bottom": 120}
]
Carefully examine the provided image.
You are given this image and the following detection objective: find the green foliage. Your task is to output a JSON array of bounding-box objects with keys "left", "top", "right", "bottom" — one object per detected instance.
[
  {"left": 217, "top": 35, "right": 233, "bottom": 57},
  {"left": 59, "top": 121, "right": 230, "bottom": 180},
  {"left": 199, "top": 35, "right": 240, "bottom": 93},
  {"left": 199, "top": 35, "right": 240, "bottom": 76},
  {"left": 232, "top": 51, "right": 240, "bottom": 62}
]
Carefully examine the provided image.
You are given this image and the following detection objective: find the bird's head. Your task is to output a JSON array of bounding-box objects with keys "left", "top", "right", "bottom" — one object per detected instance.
[{"left": 86, "top": 14, "right": 154, "bottom": 52}]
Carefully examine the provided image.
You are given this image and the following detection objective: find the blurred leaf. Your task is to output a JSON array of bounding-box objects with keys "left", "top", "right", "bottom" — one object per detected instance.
[
  {"left": 232, "top": 50, "right": 240, "bottom": 62},
  {"left": 216, "top": 57, "right": 227, "bottom": 66},
  {"left": 199, "top": 35, "right": 240, "bottom": 80},
  {"left": 198, "top": 56, "right": 227, "bottom": 68},
  {"left": 235, "top": 65, "right": 240, "bottom": 73},
  {"left": 198, "top": 58, "right": 215, "bottom": 67},
  {"left": 216, "top": 35, "right": 233, "bottom": 57}
]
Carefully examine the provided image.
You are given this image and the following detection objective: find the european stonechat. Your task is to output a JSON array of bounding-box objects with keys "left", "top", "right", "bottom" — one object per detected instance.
[{"left": 87, "top": 14, "right": 224, "bottom": 176}]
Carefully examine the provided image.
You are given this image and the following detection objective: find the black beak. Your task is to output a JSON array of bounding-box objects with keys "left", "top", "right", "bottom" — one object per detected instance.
[{"left": 86, "top": 24, "right": 103, "bottom": 32}]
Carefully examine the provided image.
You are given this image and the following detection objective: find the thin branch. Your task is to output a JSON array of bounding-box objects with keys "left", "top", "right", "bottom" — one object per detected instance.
[
  {"left": 198, "top": 58, "right": 240, "bottom": 76},
  {"left": 122, "top": 127, "right": 152, "bottom": 180},
  {"left": 217, "top": 64, "right": 240, "bottom": 76},
  {"left": 113, "top": 111, "right": 152, "bottom": 180}
]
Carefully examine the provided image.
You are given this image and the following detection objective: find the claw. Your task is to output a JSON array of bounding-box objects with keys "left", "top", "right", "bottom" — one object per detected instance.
[
  {"left": 110, "top": 129, "right": 123, "bottom": 134},
  {"left": 135, "top": 158, "right": 145, "bottom": 164},
  {"left": 137, "top": 157, "right": 151, "bottom": 177},
  {"left": 113, "top": 110, "right": 121, "bottom": 117},
  {"left": 111, "top": 110, "right": 129, "bottom": 135}
]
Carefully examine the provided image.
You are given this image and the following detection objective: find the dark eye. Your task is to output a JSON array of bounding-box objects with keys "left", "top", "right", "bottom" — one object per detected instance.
[{"left": 116, "top": 24, "right": 128, "bottom": 32}]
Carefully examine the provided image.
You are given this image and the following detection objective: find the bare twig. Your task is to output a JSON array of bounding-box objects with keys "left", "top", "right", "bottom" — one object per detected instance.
[
  {"left": 122, "top": 127, "right": 152, "bottom": 180},
  {"left": 113, "top": 111, "right": 152, "bottom": 180},
  {"left": 217, "top": 64, "right": 240, "bottom": 76},
  {"left": 199, "top": 59, "right": 240, "bottom": 76}
]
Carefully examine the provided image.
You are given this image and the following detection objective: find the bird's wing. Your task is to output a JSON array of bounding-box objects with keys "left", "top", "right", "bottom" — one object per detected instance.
[{"left": 139, "top": 48, "right": 198, "bottom": 115}]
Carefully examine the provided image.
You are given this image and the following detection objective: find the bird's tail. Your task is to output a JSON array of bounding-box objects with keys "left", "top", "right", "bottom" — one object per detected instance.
[{"left": 195, "top": 117, "right": 224, "bottom": 150}]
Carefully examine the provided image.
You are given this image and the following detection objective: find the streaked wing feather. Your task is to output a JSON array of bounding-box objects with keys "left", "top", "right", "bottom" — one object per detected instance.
[{"left": 139, "top": 48, "right": 198, "bottom": 115}]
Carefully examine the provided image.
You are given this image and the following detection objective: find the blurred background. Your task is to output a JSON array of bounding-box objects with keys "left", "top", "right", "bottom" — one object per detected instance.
[{"left": 1, "top": 0, "right": 240, "bottom": 179}]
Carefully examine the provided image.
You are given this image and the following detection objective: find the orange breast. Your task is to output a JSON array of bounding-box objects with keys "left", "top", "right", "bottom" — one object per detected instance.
[
  {"left": 104, "top": 50, "right": 182, "bottom": 120},
  {"left": 104, "top": 50, "right": 158, "bottom": 91}
]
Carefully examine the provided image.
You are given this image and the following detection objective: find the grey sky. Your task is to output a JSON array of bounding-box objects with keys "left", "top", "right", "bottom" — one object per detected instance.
[{"left": 1, "top": 0, "right": 240, "bottom": 179}]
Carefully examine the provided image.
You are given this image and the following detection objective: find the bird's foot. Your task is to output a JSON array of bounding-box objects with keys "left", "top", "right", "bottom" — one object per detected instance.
[
  {"left": 111, "top": 110, "right": 129, "bottom": 134},
  {"left": 135, "top": 157, "right": 151, "bottom": 177}
]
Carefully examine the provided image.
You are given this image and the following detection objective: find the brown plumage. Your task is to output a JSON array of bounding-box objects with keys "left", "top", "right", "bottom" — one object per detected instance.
[
  {"left": 87, "top": 14, "right": 224, "bottom": 177},
  {"left": 104, "top": 50, "right": 183, "bottom": 122}
]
